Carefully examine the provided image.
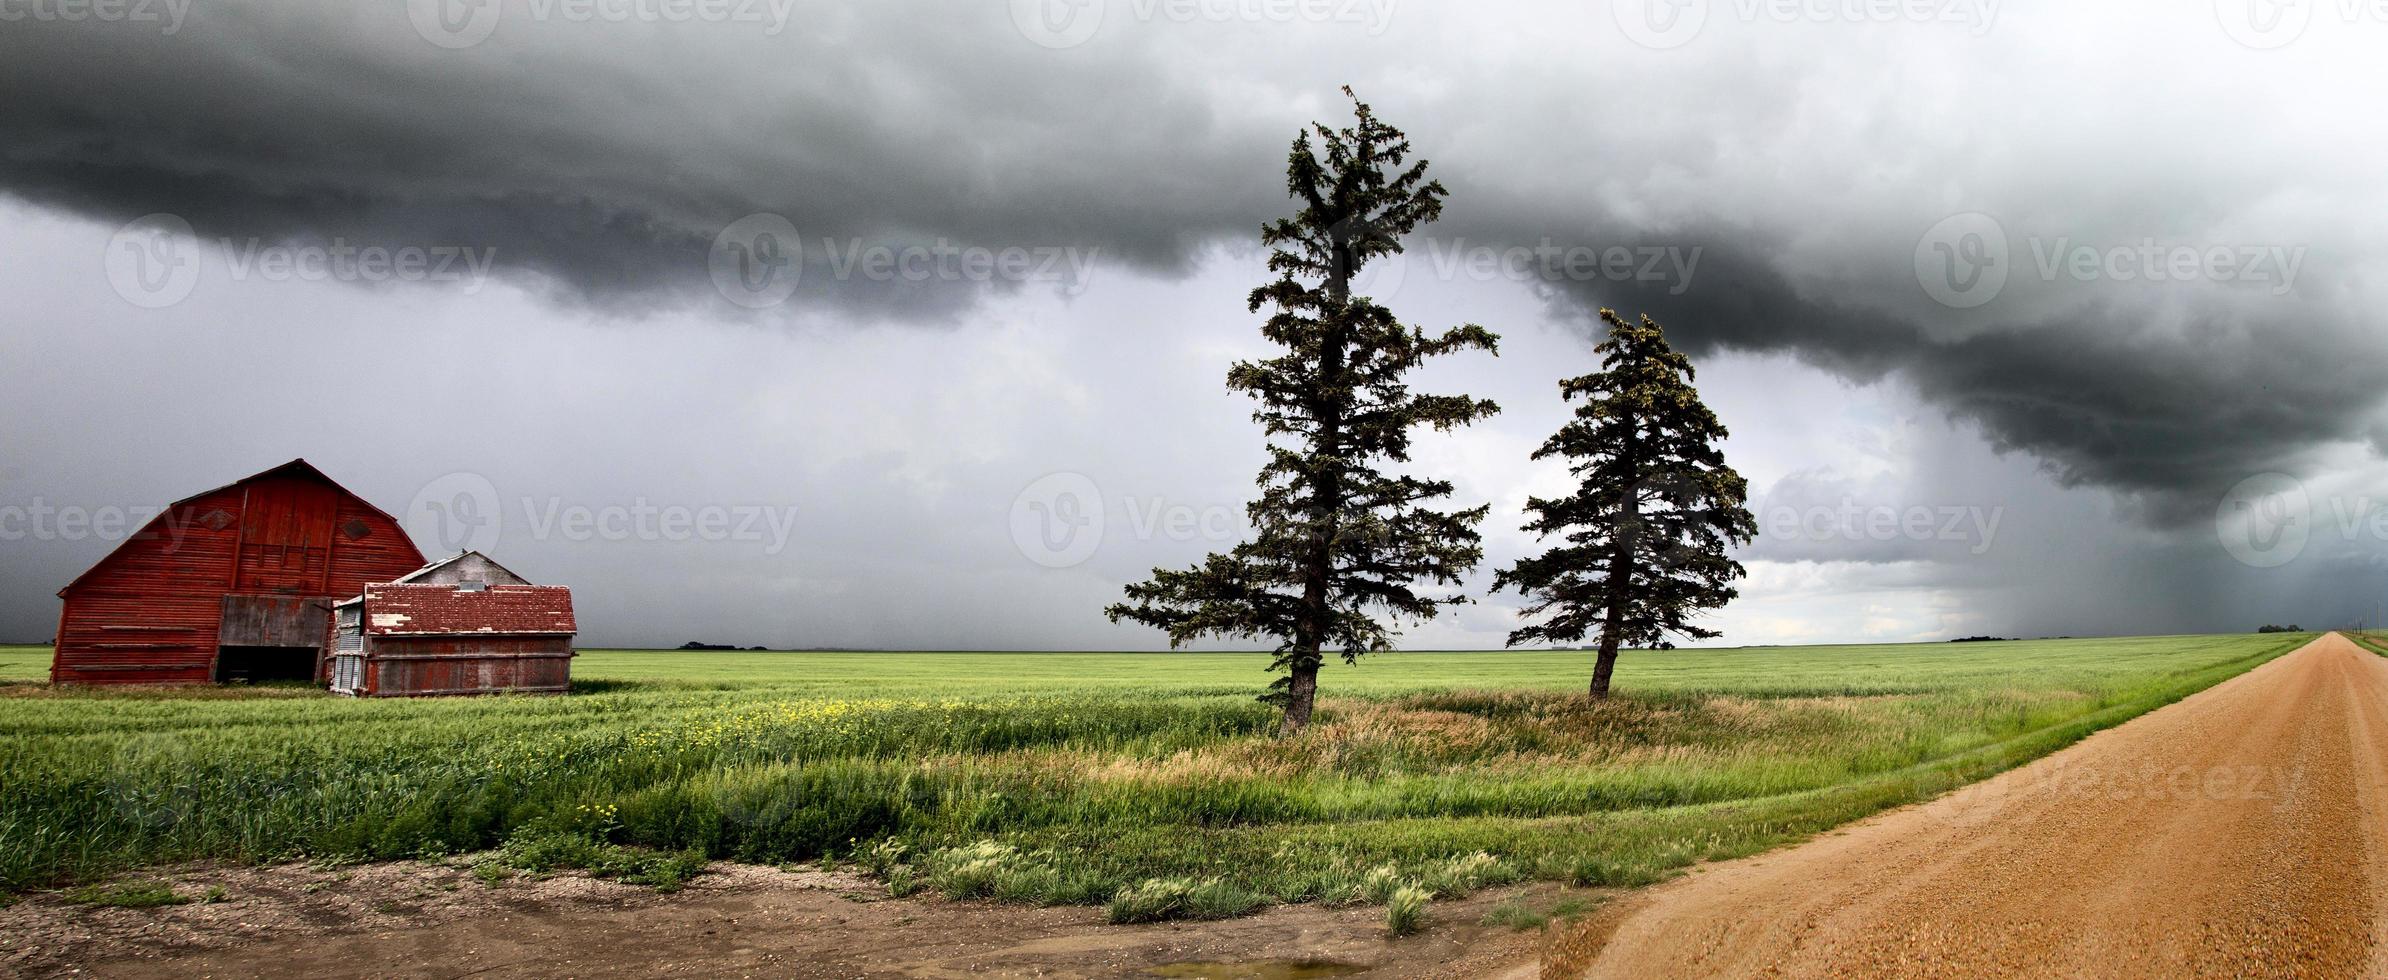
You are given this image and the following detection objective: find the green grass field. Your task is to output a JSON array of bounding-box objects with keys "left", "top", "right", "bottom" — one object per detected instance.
[{"left": 0, "top": 634, "right": 2311, "bottom": 917}]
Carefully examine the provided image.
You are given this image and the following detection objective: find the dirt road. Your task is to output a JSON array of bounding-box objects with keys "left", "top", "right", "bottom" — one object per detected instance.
[{"left": 1552, "top": 632, "right": 2388, "bottom": 978}]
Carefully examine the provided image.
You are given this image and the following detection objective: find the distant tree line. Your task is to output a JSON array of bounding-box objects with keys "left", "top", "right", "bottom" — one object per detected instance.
[{"left": 2254, "top": 624, "right": 2304, "bottom": 634}]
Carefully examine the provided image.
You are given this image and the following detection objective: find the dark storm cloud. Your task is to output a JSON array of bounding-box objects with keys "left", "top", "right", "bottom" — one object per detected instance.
[
  {"left": 0, "top": 2, "right": 1279, "bottom": 318},
  {"left": 4, "top": 0, "right": 2382, "bottom": 532},
  {"left": 1534, "top": 229, "right": 2385, "bottom": 527}
]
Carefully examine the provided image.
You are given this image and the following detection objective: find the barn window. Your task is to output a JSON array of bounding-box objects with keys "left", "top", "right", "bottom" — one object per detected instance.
[{"left": 341, "top": 519, "right": 372, "bottom": 540}]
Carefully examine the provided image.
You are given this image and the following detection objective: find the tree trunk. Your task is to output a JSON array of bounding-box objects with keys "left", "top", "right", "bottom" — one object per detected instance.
[
  {"left": 1593, "top": 410, "right": 1640, "bottom": 700},
  {"left": 1280, "top": 233, "right": 1354, "bottom": 737},
  {"left": 1281, "top": 657, "right": 1320, "bottom": 735},
  {"left": 1590, "top": 625, "right": 1621, "bottom": 699}
]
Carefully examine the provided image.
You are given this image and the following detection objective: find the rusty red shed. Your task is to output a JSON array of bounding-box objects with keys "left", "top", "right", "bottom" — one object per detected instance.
[
  {"left": 328, "top": 553, "right": 577, "bottom": 697},
  {"left": 51, "top": 459, "right": 428, "bottom": 685}
]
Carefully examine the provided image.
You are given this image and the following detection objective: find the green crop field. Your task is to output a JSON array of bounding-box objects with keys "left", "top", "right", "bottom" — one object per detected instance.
[{"left": 0, "top": 634, "right": 2310, "bottom": 918}]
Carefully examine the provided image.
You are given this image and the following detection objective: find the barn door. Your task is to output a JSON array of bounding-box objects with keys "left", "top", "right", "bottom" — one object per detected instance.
[
  {"left": 218, "top": 595, "right": 332, "bottom": 647},
  {"left": 234, "top": 477, "right": 338, "bottom": 594}
]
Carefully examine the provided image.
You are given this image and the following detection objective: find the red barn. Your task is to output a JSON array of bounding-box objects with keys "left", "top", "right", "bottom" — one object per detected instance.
[
  {"left": 51, "top": 459, "right": 427, "bottom": 685},
  {"left": 329, "top": 552, "right": 576, "bottom": 697}
]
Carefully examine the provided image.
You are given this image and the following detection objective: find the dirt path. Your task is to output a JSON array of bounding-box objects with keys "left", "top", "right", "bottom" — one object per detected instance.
[
  {"left": 1548, "top": 632, "right": 2388, "bottom": 978},
  {"left": 4, "top": 861, "right": 1567, "bottom": 979}
]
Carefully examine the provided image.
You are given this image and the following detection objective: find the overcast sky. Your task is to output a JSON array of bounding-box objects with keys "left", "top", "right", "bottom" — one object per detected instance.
[{"left": 4, "top": 0, "right": 2385, "bottom": 649}]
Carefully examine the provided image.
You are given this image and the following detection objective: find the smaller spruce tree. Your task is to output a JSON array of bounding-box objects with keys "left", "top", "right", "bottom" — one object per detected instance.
[{"left": 1495, "top": 308, "right": 1757, "bottom": 698}]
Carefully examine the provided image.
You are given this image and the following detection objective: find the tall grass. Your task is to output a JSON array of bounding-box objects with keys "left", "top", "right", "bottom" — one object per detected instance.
[{"left": 0, "top": 634, "right": 2307, "bottom": 912}]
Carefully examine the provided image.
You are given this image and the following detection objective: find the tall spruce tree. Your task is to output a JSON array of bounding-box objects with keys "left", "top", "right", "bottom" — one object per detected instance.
[
  {"left": 1495, "top": 308, "right": 1756, "bottom": 698},
  {"left": 1106, "top": 89, "right": 1500, "bottom": 735}
]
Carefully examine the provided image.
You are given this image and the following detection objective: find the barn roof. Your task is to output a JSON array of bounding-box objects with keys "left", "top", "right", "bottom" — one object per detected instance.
[
  {"left": 388, "top": 551, "right": 530, "bottom": 586},
  {"left": 336, "top": 552, "right": 532, "bottom": 609},
  {"left": 58, "top": 458, "right": 417, "bottom": 597},
  {"left": 361, "top": 583, "right": 577, "bottom": 636}
]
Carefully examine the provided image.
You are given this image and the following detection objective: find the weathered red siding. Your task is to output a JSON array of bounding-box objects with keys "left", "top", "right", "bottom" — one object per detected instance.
[
  {"left": 363, "top": 636, "right": 575, "bottom": 696},
  {"left": 52, "top": 460, "right": 427, "bottom": 685}
]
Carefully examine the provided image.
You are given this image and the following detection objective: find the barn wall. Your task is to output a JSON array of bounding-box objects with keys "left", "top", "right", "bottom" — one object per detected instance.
[
  {"left": 230, "top": 476, "right": 339, "bottom": 594},
  {"left": 53, "top": 467, "right": 426, "bottom": 685},
  {"left": 365, "top": 635, "right": 574, "bottom": 697},
  {"left": 326, "top": 495, "right": 429, "bottom": 594},
  {"left": 50, "top": 486, "right": 244, "bottom": 684}
]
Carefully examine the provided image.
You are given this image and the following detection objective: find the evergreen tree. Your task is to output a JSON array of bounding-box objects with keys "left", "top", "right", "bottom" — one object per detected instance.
[
  {"left": 1106, "top": 89, "right": 1500, "bottom": 735},
  {"left": 1495, "top": 309, "right": 1756, "bottom": 698}
]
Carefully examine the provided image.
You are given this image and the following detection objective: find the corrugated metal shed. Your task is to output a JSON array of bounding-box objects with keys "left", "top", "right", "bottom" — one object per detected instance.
[
  {"left": 52, "top": 460, "right": 427, "bottom": 685},
  {"left": 330, "top": 555, "right": 577, "bottom": 697}
]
